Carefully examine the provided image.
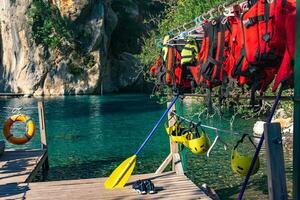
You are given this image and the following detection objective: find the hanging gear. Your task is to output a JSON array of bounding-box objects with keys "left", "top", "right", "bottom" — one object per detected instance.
[
  {"left": 190, "top": 15, "right": 231, "bottom": 89},
  {"left": 224, "top": 5, "right": 249, "bottom": 86},
  {"left": 184, "top": 124, "right": 210, "bottom": 155},
  {"left": 165, "top": 46, "right": 182, "bottom": 86},
  {"left": 272, "top": 0, "right": 296, "bottom": 91},
  {"left": 181, "top": 39, "right": 199, "bottom": 66},
  {"left": 231, "top": 134, "right": 260, "bottom": 176},
  {"left": 232, "top": 0, "right": 283, "bottom": 93},
  {"left": 165, "top": 120, "right": 188, "bottom": 144}
]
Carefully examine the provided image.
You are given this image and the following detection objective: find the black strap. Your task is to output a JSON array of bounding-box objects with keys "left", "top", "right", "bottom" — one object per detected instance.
[
  {"left": 281, "top": 0, "right": 287, "bottom": 7},
  {"left": 263, "top": 1, "right": 271, "bottom": 55},
  {"left": 181, "top": 55, "right": 193, "bottom": 59},
  {"left": 243, "top": 15, "right": 269, "bottom": 28},
  {"left": 215, "top": 21, "right": 226, "bottom": 81},
  {"left": 233, "top": 48, "right": 245, "bottom": 77},
  {"left": 207, "top": 88, "right": 213, "bottom": 114},
  {"left": 183, "top": 47, "right": 195, "bottom": 51},
  {"left": 234, "top": 134, "right": 257, "bottom": 150}
]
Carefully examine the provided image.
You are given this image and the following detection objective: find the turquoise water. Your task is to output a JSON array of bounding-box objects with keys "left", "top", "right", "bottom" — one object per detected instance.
[{"left": 0, "top": 94, "right": 293, "bottom": 199}]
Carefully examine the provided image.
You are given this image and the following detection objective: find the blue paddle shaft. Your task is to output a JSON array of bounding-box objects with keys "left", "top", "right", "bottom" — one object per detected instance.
[{"left": 135, "top": 96, "right": 178, "bottom": 155}]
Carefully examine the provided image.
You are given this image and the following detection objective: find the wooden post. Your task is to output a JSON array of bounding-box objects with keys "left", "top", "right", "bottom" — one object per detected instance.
[
  {"left": 38, "top": 101, "right": 49, "bottom": 171},
  {"left": 155, "top": 101, "right": 184, "bottom": 175},
  {"left": 168, "top": 102, "right": 178, "bottom": 156},
  {"left": 264, "top": 123, "right": 287, "bottom": 200},
  {"left": 168, "top": 102, "right": 184, "bottom": 175}
]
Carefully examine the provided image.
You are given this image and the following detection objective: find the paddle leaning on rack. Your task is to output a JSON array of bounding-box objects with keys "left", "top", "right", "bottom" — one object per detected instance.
[{"left": 104, "top": 96, "right": 179, "bottom": 189}]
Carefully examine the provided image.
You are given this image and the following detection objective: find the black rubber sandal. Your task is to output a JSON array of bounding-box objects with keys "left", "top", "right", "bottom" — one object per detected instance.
[
  {"left": 132, "top": 180, "right": 146, "bottom": 195},
  {"left": 144, "top": 180, "right": 155, "bottom": 194}
]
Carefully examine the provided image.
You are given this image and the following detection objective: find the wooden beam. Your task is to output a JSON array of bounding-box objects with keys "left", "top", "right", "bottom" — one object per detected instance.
[
  {"left": 38, "top": 101, "right": 49, "bottom": 171},
  {"left": 25, "top": 150, "right": 48, "bottom": 183},
  {"left": 264, "top": 123, "right": 287, "bottom": 200},
  {"left": 167, "top": 101, "right": 181, "bottom": 172},
  {"left": 155, "top": 153, "right": 173, "bottom": 174}
]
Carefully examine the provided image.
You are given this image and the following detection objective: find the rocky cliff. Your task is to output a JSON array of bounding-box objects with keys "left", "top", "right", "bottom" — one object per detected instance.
[
  {"left": 0, "top": 0, "right": 164, "bottom": 95},
  {"left": 0, "top": 0, "right": 112, "bottom": 95}
]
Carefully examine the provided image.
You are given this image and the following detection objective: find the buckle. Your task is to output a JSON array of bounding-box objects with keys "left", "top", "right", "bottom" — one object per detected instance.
[
  {"left": 262, "top": 33, "right": 271, "bottom": 42},
  {"left": 243, "top": 17, "right": 258, "bottom": 28}
]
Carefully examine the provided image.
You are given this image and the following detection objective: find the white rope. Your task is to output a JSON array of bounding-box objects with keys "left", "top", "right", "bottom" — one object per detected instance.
[
  {"left": 170, "top": 111, "right": 260, "bottom": 138},
  {"left": 3, "top": 106, "right": 37, "bottom": 114}
]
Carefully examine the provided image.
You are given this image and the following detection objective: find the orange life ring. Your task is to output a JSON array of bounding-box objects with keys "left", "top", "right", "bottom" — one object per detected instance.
[{"left": 3, "top": 114, "right": 35, "bottom": 145}]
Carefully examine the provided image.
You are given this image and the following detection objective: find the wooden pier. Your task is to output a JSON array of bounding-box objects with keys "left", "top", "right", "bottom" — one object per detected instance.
[
  {"left": 1, "top": 172, "right": 211, "bottom": 200},
  {"left": 0, "top": 101, "right": 214, "bottom": 200},
  {"left": 0, "top": 149, "right": 47, "bottom": 184}
]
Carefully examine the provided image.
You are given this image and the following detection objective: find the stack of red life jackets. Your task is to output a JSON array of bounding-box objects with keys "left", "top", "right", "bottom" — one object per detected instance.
[{"left": 150, "top": 0, "right": 296, "bottom": 96}]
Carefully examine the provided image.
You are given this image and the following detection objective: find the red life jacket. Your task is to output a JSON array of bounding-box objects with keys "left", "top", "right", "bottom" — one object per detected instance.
[
  {"left": 165, "top": 46, "right": 182, "bottom": 86},
  {"left": 150, "top": 55, "right": 163, "bottom": 76},
  {"left": 233, "top": 0, "right": 283, "bottom": 82},
  {"left": 225, "top": 5, "right": 250, "bottom": 86},
  {"left": 190, "top": 16, "right": 230, "bottom": 88},
  {"left": 272, "top": 0, "right": 296, "bottom": 91}
]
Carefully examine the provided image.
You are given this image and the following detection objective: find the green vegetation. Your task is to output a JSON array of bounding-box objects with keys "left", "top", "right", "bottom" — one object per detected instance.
[
  {"left": 26, "top": 0, "right": 96, "bottom": 76},
  {"left": 139, "top": 0, "right": 224, "bottom": 65},
  {"left": 26, "top": 0, "right": 73, "bottom": 49}
]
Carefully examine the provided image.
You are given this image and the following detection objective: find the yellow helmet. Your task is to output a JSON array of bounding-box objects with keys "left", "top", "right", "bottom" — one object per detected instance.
[
  {"left": 231, "top": 134, "right": 260, "bottom": 176},
  {"left": 165, "top": 122, "right": 174, "bottom": 136},
  {"left": 185, "top": 126, "right": 210, "bottom": 155},
  {"left": 165, "top": 121, "right": 188, "bottom": 144}
]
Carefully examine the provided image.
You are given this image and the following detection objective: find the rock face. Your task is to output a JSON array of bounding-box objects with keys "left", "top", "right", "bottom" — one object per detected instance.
[
  {"left": 0, "top": 0, "right": 117, "bottom": 95},
  {"left": 103, "top": 52, "right": 141, "bottom": 92},
  {"left": 0, "top": 0, "right": 161, "bottom": 95}
]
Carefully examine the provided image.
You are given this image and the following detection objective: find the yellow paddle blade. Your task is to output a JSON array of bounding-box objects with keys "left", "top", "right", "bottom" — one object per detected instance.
[{"left": 104, "top": 155, "right": 137, "bottom": 189}]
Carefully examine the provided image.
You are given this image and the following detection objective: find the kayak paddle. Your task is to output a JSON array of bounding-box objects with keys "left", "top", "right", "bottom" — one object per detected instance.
[{"left": 104, "top": 96, "right": 178, "bottom": 189}]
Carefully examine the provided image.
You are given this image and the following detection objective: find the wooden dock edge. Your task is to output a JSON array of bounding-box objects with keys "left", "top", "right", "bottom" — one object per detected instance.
[{"left": 25, "top": 150, "right": 48, "bottom": 183}]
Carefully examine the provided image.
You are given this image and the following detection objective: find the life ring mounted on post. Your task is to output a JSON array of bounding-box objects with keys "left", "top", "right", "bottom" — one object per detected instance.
[{"left": 3, "top": 114, "right": 36, "bottom": 145}]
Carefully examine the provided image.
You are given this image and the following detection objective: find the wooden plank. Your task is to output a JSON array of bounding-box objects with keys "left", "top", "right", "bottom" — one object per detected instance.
[
  {"left": 0, "top": 150, "right": 46, "bottom": 185},
  {"left": 38, "top": 101, "right": 47, "bottom": 150},
  {"left": 38, "top": 101, "right": 49, "bottom": 171},
  {"left": 6, "top": 172, "right": 212, "bottom": 200},
  {"left": 25, "top": 151, "right": 48, "bottom": 183},
  {"left": 166, "top": 101, "right": 184, "bottom": 174},
  {"left": 155, "top": 153, "right": 173, "bottom": 174},
  {"left": 264, "top": 123, "right": 288, "bottom": 200}
]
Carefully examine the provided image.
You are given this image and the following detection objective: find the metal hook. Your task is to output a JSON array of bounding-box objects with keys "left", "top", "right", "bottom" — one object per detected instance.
[
  {"left": 218, "top": 4, "right": 224, "bottom": 13},
  {"left": 201, "top": 14, "right": 207, "bottom": 21},
  {"left": 208, "top": 9, "right": 214, "bottom": 20},
  {"left": 241, "top": 2, "right": 249, "bottom": 11},
  {"left": 176, "top": 27, "right": 181, "bottom": 35},
  {"left": 183, "top": 23, "right": 188, "bottom": 31},
  {"left": 221, "top": 16, "right": 228, "bottom": 25}
]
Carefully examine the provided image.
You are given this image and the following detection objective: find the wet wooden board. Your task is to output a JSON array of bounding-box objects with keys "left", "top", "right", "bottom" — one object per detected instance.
[
  {"left": 0, "top": 150, "right": 47, "bottom": 185},
  {"left": 2, "top": 172, "right": 212, "bottom": 200}
]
